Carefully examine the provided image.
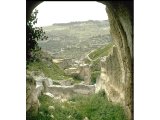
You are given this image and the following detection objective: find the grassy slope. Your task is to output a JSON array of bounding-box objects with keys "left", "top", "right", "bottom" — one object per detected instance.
[
  {"left": 89, "top": 42, "right": 113, "bottom": 60},
  {"left": 26, "top": 51, "right": 71, "bottom": 80},
  {"left": 26, "top": 51, "right": 83, "bottom": 82},
  {"left": 27, "top": 60, "right": 70, "bottom": 80},
  {"left": 88, "top": 43, "right": 113, "bottom": 84}
]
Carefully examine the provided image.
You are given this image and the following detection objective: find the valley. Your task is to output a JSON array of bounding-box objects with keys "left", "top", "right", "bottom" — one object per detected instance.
[
  {"left": 27, "top": 20, "right": 128, "bottom": 120},
  {"left": 38, "top": 20, "right": 111, "bottom": 59}
]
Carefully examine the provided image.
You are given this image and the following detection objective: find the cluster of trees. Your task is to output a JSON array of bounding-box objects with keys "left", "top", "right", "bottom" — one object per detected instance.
[{"left": 26, "top": 10, "right": 48, "bottom": 64}]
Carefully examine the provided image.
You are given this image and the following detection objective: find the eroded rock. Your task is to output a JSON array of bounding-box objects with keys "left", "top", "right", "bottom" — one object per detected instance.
[
  {"left": 79, "top": 64, "right": 91, "bottom": 85},
  {"left": 47, "top": 84, "right": 95, "bottom": 100},
  {"left": 96, "top": 46, "right": 125, "bottom": 104},
  {"left": 26, "top": 74, "right": 40, "bottom": 116}
]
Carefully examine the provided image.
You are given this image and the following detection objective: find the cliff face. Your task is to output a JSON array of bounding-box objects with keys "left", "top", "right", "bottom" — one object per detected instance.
[
  {"left": 96, "top": 46, "right": 124, "bottom": 103},
  {"left": 97, "top": 1, "right": 133, "bottom": 119}
]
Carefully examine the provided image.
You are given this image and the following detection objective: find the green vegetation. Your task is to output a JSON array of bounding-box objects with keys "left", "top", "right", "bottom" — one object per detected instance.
[
  {"left": 27, "top": 50, "right": 70, "bottom": 80},
  {"left": 26, "top": 51, "right": 82, "bottom": 82},
  {"left": 26, "top": 94, "right": 53, "bottom": 120},
  {"left": 27, "top": 91, "right": 127, "bottom": 120},
  {"left": 27, "top": 60, "right": 70, "bottom": 80},
  {"left": 89, "top": 42, "right": 113, "bottom": 60},
  {"left": 26, "top": 8, "right": 126, "bottom": 120},
  {"left": 88, "top": 43, "right": 113, "bottom": 84},
  {"left": 91, "top": 71, "right": 101, "bottom": 84},
  {"left": 26, "top": 9, "right": 48, "bottom": 64},
  {"left": 38, "top": 20, "right": 111, "bottom": 59}
]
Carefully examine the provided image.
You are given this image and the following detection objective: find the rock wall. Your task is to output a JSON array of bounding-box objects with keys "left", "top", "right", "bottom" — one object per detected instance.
[
  {"left": 29, "top": 71, "right": 95, "bottom": 102},
  {"left": 48, "top": 84, "right": 95, "bottom": 101},
  {"left": 26, "top": 75, "right": 40, "bottom": 116},
  {"left": 64, "top": 64, "right": 91, "bottom": 84},
  {"left": 96, "top": 46, "right": 125, "bottom": 104},
  {"left": 99, "top": 1, "right": 133, "bottom": 119},
  {"left": 79, "top": 64, "right": 91, "bottom": 85}
]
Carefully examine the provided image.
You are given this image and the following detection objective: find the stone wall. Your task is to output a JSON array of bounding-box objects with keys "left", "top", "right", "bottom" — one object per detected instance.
[
  {"left": 29, "top": 72, "right": 95, "bottom": 102},
  {"left": 64, "top": 64, "right": 91, "bottom": 84},
  {"left": 48, "top": 84, "right": 95, "bottom": 101}
]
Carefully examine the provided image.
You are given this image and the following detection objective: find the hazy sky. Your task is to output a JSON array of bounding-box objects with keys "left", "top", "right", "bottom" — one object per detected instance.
[{"left": 34, "top": 1, "right": 108, "bottom": 27}]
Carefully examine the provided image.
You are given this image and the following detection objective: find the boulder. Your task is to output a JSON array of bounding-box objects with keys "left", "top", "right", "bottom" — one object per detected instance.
[
  {"left": 48, "top": 106, "right": 55, "bottom": 111},
  {"left": 26, "top": 74, "right": 40, "bottom": 116},
  {"left": 84, "top": 117, "right": 89, "bottom": 120}
]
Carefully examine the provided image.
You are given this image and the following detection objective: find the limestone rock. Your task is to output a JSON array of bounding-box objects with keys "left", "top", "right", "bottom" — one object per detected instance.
[
  {"left": 44, "top": 92, "right": 54, "bottom": 98},
  {"left": 26, "top": 74, "right": 40, "bottom": 116},
  {"left": 105, "top": 2, "right": 133, "bottom": 119},
  {"left": 79, "top": 64, "right": 91, "bottom": 85},
  {"left": 83, "top": 117, "right": 89, "bottom": 120},
  {"left": 47, "top": 84, "right": 95, "bottom": 100},
  {"left": 50, "top": 114, "right": 54, "bottom": 119},
  {"left": 67, "top": 115, "right": 73, "bottom": 119},
  {"left": 48, "top": 106, "right": 55, "bottom": 111},
  {"left": 58, "top": 79, "right": 74, "bottom": 86},
  {"left": 96, "top": 46, "right": 125, "bottom": 104},
  {"left": 36, "top": 85, "right": 44, "bottom": 97},
  {"left": 64, "top": 67, "right": 79, "bottom": 76}
]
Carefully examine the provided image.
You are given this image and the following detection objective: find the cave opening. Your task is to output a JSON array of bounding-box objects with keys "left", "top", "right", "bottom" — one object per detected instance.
[
  {"left": 26, "top": 1, "right": 133, "bottom": 120},
  {"left": 32, "top": 1, "right": 112, "bottom": 85}
]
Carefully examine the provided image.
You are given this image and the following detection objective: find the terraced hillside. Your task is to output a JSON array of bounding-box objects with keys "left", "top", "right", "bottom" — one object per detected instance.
[
  {"left": 86, "top": 43, "right": 114, "bottom": 84},
  {"left": 38, "top": 20, "right": 111, "bottom": 59}
]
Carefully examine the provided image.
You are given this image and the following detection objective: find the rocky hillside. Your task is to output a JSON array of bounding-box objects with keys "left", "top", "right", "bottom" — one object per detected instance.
[
  {"left": 38, "top": 20, "right": 111, "bottom": 59},
  {"left": 84, "top": 42, "right": 113, "bottom": 84},
  {"left": 26, "top": 43, "right": 128, "bottom": 120},
  {"left": 26, "top": 51, "right": 71, "bottom": 80},
  {"left": 26, "top": 12, "right": 132, "bottom": 120}
]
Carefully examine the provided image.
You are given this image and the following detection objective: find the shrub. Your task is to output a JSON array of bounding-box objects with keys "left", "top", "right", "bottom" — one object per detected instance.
[
  {"left": 91, "top": 71, "right": 101, "bottom": 84},
  {"left": 26, "top": 9, "right": 48, "bottom": 64}
]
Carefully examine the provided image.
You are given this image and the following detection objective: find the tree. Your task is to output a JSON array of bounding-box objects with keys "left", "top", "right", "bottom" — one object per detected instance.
[{"left": 26, "top": 9, "right": 48, "bottom": 64}]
